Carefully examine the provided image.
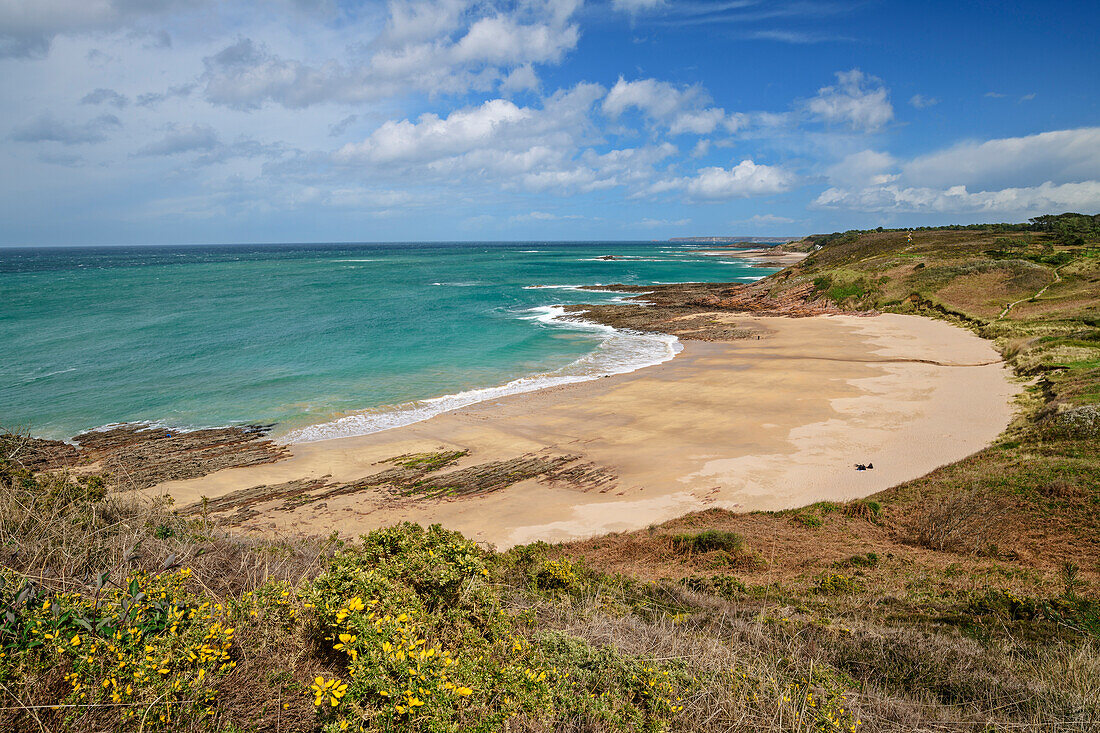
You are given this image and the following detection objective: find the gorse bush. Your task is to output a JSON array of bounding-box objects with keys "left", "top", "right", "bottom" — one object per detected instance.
[
  {"left": 0, "top": 566, "right": 236, "bottom": 727},
  {"left": 303, "top": 523, "right": 687, "bottom": 733}
]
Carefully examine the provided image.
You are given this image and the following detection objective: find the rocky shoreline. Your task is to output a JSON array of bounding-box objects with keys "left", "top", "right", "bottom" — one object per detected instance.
[
  {"left": 566, "top": 279, "right": 866, "bottom": 341},
  {"left": 4, "top": 424, "right": 288, "bottom": 490}
]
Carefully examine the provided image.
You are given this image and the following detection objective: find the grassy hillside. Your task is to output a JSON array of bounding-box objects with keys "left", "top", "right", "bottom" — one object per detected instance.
[{"left": 2, "top": 219, "right": 1098, "bottom": 732}]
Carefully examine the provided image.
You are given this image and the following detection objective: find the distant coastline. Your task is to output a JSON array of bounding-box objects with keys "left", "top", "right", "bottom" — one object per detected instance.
[{"left": 668, "top": 236, "right": 799, "bottom": 243}]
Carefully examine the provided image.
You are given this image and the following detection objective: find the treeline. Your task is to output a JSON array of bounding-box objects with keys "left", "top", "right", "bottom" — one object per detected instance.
[{"left": 807, "top": 212, "right": 1099, "bottom": 247}]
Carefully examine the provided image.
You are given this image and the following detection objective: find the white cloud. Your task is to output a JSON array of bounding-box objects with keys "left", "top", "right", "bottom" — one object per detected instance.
[
  {"left": 742, "top": 213, "right": 794, "bottom": 225},
  {"left": 0, "top": 0, "right": 198, "bottom": 57},
  {"left": 201, "top": 1, "right": 581, "bottom": 110},
  {"left": 826, "top": 149, "right": 896, "bottom": 186},
  {"left": 909, "top": 94, "right": 938, "bottom": 109},
  {"left": 136, "top": 125, "right": 220, "bottom": 156},
  {"left": 500, "top": 64, "right": 539, "bottom": 94},
  {"left": 903, "top": 127, "right": 1100, "bottom": 190},
  {"left": 612, "top": 0, "right": 665, "bottom": 13},
  {"left": 10, "top": 112, "right": 121, "bottom": 144},
  {"left": 638, "top": 217, "right": 690, "bottom": 227},
  {"left": 814, "top": 127, "right": 1100, "bottom": 216},
  {"left": 814, "top": 181, "right": 1100, "bottom": 216},
  {"left": 645, "top": 159, "right": 795, "bottom": 200},
  {"left": 806, "top": 69, "right": 893, "bottom": 131},
  {"left": 602, "top": 76, "right": 735, "bottom": 135},
  {"left": 510, "top": 210, "right": 584, "bottom": 222},
  {"left": 80, "top": 87, "right": 129, "bottom": 108},
  {"left": 336, "top": 98, "right": 533, "bottom": 165}
]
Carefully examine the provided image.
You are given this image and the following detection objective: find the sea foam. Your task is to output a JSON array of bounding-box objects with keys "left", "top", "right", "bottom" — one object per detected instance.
[{"left": 280, "top": 307, "right": 681, "bottom": 444}]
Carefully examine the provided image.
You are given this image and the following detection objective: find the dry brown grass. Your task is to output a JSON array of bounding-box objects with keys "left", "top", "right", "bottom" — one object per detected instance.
[{"left": 907, "top": 490, "right": 1011, "bottom": 555}]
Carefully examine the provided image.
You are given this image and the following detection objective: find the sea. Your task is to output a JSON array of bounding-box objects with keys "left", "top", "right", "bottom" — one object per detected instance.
[{"left": 1, "top": 242, "right": 776, "bottom": 442}]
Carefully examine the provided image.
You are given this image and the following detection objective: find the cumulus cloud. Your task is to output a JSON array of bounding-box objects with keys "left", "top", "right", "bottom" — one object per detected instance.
[
  {"left": 826, "top": 149, "right": 896, "bottom": 186},
  {"left": 645, "top": 159, "right": 795, "bottom": 200},
  {"left": 500, "top": 64, "right": 539, "bottom": 94},
  {"left": 602, "top": 77, "right": 735, "bottom": 135},
  {"left": 136, "top": 125, "right": 220, "bottom": 156},
  {"left": 201, "top": 1, "right": 581, "bottom": 110},
  {"left": 909, "top": 94, "right": 938, "bottom": 109},
  {"left": 902, "top": 127, "right": 1100, "bottom": 190},
  {"left": 814, "top": 128, "right": 1100, "bottom": 216},
  {"left": 336, "top": 97, "right": 535, "bottom": 165},
  {"left": 814, "top": 181, "right": 1100, "bottom": 216},
  {"left": 80, "top": 88, "right": 130, "bottom": 108},
  {"left": 806, "top": 69, "right": 893, "bottom": 131},
  {"left": 327, "top": 84, "right": 693, "bottom": 197},
  {"left": 136, "top": 84, "right": 195, "bottom": 108},
  {"left": 0, "top": 0, "right": 197, "bottom": 57},
  {"left": 10, "top": 113, "right": 121, "bottom": 144}
]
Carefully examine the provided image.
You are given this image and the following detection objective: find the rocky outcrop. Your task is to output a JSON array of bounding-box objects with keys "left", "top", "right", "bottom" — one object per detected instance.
[
  {"left": 179, "top": 449, "right": 619, "bottom": 526},
  {"left": 567, "top": 280, "right": 865, "bottom": 340},
  {"left": 0, "top": 424, "right": 290, "bottom": 491},
  {"left": 70, "top": 424, "right": 290, "bottom": 490}
]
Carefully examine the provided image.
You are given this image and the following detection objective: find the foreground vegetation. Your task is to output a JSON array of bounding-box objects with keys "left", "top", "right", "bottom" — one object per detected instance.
[{"left": 2, "top": 214, "right": 1098, "bottom": 731}]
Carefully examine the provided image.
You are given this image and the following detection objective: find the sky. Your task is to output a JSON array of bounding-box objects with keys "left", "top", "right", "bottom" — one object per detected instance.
[{"left": 0, "top": 0, "right": 1097, "bottom": 245}]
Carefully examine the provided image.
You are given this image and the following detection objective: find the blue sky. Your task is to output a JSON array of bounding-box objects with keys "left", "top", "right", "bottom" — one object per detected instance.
[{"left": 1, "top": 0, "right": 1097, "bottom": 245}]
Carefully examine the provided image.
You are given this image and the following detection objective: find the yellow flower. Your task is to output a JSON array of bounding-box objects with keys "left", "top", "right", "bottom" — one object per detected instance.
[
  {"left": 455, "top": 687, "right": 473, "bottom": 697},
  {"left": 347, "top": 597, "right": 366, "bottom": 612},
  {"left": 70, "top": 634, "right": 81, "bottom": 646}
]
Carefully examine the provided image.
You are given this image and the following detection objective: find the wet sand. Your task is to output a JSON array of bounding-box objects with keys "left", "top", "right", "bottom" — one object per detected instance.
[{"left": 153, "top": 313, "right": 1019, "bottom": 548}]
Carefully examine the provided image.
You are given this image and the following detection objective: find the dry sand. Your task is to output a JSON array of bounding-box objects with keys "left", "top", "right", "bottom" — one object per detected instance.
[{"left": 154, "top": 313, "right": 1020, "bottom": 548}]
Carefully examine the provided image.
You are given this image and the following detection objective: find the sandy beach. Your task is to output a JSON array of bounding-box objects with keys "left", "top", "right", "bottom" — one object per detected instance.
[{"left": 152, "top": 312, "right": 1020, "bottom": 549}]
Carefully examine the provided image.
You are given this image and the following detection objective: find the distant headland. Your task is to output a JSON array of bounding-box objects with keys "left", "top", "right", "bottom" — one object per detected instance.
[{"left": 668, "top": 235, "right": 800, "bottom": 243}]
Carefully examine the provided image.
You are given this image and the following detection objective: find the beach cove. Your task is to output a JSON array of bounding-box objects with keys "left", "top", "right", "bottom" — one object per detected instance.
[{"left": 153, "top": 311, "right": 1020, "bottom": 548}]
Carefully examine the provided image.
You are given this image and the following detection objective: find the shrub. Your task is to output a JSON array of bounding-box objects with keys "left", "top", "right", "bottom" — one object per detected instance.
[
  {"left": 910, "top": 491, "right": 1009, "bottom": 554},
  {"left": 794, "top": 512, "right": 824, "bottom": 528},
  {"left": 680, "top": 575, "right": 747, "bottom": 599},
  {"left": 835, "top": 553, "right": 879, "bottom": 569},
  {"left": 843, "top": 499, "right": 882, "bottom": 522},
  {"left": 670, "top": 530, "right": 743, "bottom": 554},
  {"left": 0, "top": 567, "right": 237, "bottom": 727},
  {"left": 814, "top": 573, "right": 862, "bottom": 594},
  {"left": 1038, "top": 405, "right": 1100, "bottom": 440}
]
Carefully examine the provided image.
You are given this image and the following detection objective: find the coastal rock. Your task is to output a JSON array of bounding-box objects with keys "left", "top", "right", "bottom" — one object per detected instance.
[
  {"left": 70, "top": 424, "right": 290, "bottom": 490},
  {"left": 0, "top": 435, "right": 79, "bottom": 471},
  {"left": 568, "top": 280, "right": 864, "bottom": 340}
]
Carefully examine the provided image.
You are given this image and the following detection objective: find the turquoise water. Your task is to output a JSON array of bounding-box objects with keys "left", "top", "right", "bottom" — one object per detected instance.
[{"left": 1, "top": 242, "right": 774, "bottom": 441}]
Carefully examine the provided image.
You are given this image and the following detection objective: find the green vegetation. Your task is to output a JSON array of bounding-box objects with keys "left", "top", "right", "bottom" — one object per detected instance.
[{"left": 670, "top": 530, "right": 743, "bottom": 553}]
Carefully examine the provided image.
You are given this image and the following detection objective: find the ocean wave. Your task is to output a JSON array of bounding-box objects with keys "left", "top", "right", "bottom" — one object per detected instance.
[
  {"left": 332, "top": 259, "right": 377, "bottom": 262},
  {"left": 280, "top": 307, "right": 681, "bottom": 444},
  {"left": 521, "top": 284, "right": 626, "bottom": 293},
  {"left": 578, "top": 257, "right": 669, "bottom": 262},
  {"left": 17, "top": 367, "right": 77, "bottom": 384}
]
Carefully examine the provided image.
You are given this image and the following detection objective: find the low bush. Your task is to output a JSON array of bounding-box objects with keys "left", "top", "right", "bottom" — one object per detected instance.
[
  {"left": 670, "top": 530, "right": 743, "bottom": 554},
  {"left": 909, "top": 491, "right": 1009, "bottom": 554}
]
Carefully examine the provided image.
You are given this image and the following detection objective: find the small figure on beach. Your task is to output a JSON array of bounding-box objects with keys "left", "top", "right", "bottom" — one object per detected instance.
[{"left": 854, "top": 462, "right": 875, "bottom": 471}]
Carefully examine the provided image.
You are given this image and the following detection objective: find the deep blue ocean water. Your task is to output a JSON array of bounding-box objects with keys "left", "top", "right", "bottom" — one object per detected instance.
[{"left": 1, "top": 242, "right": 774, "bottom": 441}]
